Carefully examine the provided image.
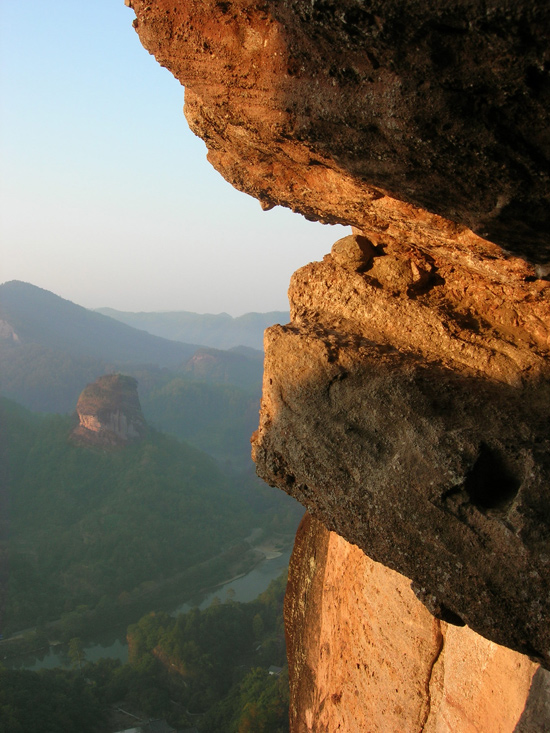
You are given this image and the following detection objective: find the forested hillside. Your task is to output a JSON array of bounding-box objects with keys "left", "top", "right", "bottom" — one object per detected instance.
[
  {"left": 1, "top": 398, "right": 301, "bottom": 636},
  {"left": 141, "top": 377, "right": 260, "bottom": 466},
  {"left": 0, "top": 281, "right": 299, "bottom": 732},
  {"left": 126, "top": 571, "right": 289, "bottom": 731},
  {"left": 0, "top": 573, "right": 289, "bottom": 732}
]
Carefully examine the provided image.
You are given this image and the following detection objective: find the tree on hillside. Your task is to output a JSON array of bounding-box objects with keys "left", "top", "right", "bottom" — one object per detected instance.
[{"left": 68, "top": 637, "right": 85, "bottom": 670}]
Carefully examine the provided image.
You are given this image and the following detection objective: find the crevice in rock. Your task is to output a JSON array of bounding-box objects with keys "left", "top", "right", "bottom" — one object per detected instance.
[{"left": 419, "top": 620, "right": 444, "bottom": 733}]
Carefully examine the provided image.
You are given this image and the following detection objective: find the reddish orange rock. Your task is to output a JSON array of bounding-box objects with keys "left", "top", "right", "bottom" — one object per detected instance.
[
  {"left": 286, "top": 515, "right": 544, "bottom": 733},
  {"left": 72, "top": 374, "right": 146, "bottom": 448}
]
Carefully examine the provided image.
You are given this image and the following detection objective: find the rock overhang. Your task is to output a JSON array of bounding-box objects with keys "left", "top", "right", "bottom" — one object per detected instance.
[
  {"left": 126, "top": 0, "right": 550, "bottom": 666},
  {"left": 130, "top": 0, "right": 550, "bottom": 264}
]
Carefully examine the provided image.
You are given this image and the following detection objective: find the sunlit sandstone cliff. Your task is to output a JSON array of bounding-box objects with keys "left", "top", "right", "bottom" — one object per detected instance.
[
  {"left": 127, "top": 0, "right": 550, "bottom": 728},
  {"left": 286, "top": 514, "right": 548, "bottom": 733}
]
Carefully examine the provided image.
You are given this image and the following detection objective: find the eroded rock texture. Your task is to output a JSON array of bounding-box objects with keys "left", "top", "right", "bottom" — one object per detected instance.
[
  {"left": 286, "top": 514, "right": 548, "bottom": 733},
  {"left": 130, "top": 0, "right": 550, "bottom": 263},
  {"left": 253, "top": 232, "right": 550, "bottom": 664}
]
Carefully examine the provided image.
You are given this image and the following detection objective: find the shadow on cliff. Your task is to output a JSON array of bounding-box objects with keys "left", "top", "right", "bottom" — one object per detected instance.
[{"left": 253, "top": 325, "right": 550, "bottom": 666}]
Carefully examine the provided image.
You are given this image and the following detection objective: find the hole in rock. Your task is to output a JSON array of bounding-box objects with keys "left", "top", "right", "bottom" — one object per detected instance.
[
  {"left": 464, "top": 443, "right": 520, "bottom": 510},
  {"left": 438, "top": 605, "right": 466, "bottom": 627}
]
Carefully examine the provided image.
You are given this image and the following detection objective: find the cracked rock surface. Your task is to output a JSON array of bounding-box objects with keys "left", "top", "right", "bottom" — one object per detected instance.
[{"left": 285, "top": 514, "right": 546, "bottom": 733}]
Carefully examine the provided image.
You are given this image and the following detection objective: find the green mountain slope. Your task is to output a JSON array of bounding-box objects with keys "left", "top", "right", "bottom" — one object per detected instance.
[
  {"left": 0, "top": 341, "right": 110, "bottom": 413},
  {"left": 96, "top": 307, "right": 290, "bottom": 351},
  {"left": 142, "top": 377, "right": 260, "bottom": 466},
  {"left": 183, "top": 345, "right": 263, "bottom": 390},
  {"left": 1, "top": 398, "right": 301, "bottom": 635}
]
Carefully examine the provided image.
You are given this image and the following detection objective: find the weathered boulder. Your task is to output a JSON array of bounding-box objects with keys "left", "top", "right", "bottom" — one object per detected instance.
[
  {"left": 72, "top": 374, "right": 146, "bottom": 447},
  {"left": 330, "top": 234, "right": 376, "bottom": 273}
]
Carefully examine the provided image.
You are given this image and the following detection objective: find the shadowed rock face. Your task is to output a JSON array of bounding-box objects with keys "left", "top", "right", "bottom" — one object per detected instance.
[
  {"left": 130, "top": 0, "right": 550, "bottom": 263},
  {"left": 73, "top": 374, "right": 146, "bottom": 447},
  {"left": 252, "top": 241, "right": 550, "bottom": 665}
]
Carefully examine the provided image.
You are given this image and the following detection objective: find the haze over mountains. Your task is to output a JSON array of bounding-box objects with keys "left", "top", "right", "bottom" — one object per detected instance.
[
  {"left": 0, "top": 280, "right": 301, "bottom": 660},
  {"left": 97, "top": 307, "right": 289, "bottom": 351},
  {"left": 0, "top": 292, "right": 297, "bottom": 729},
  {"left": 0, "top": 281, "right": 199, "bottom": 367},
  {"left": 0, "top": 283, "right": 272, "bottom": 438}
]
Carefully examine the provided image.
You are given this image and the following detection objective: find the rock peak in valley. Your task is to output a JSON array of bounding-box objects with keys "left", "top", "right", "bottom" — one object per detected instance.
[{"left": 72, "top": 374, "right": 146, "bottom": 448}]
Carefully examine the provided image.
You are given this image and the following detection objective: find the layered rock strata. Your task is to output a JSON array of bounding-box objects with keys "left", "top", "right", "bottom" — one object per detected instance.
[
  {"left": 73, "top": 374, "right": 146, "bottom": 447},
  {"left": 286, "top": 514, "right": 548, "bottom": 733}
]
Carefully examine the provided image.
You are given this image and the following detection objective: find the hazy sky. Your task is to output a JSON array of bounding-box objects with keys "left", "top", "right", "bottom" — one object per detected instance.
[{"left": 0, "top": 1, "right": 346, "bottom": 315}]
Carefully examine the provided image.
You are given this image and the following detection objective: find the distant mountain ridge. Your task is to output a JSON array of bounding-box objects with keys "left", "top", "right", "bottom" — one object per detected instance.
[
  {"left": 96, "top": 307, "right": 290, "bottom": 351},
  {"left": 0, "top": 281, "right": 198, "bottom": 366}
]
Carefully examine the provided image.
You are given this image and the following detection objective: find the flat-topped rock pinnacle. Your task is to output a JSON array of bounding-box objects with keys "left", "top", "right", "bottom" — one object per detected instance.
[{"left": 72, "top": 374, "right": 146, "bottom": 448}]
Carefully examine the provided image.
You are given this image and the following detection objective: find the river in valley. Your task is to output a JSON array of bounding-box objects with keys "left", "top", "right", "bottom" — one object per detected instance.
[{"left": 5, "top": 547, "right": 292, "bottom": 672}]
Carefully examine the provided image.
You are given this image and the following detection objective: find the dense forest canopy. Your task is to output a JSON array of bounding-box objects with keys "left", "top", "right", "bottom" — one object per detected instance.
[
  {"left": 0, "top": 573, "right": 290, "bottom": 732},
  {"left": 0, "top": 282, "right": 297, "bottom": 731}
]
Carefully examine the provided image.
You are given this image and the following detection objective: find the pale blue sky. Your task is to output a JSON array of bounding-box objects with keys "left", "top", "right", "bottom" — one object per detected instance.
[{"left": 0, "top": 1, "right": 346, "bottom": 315}]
